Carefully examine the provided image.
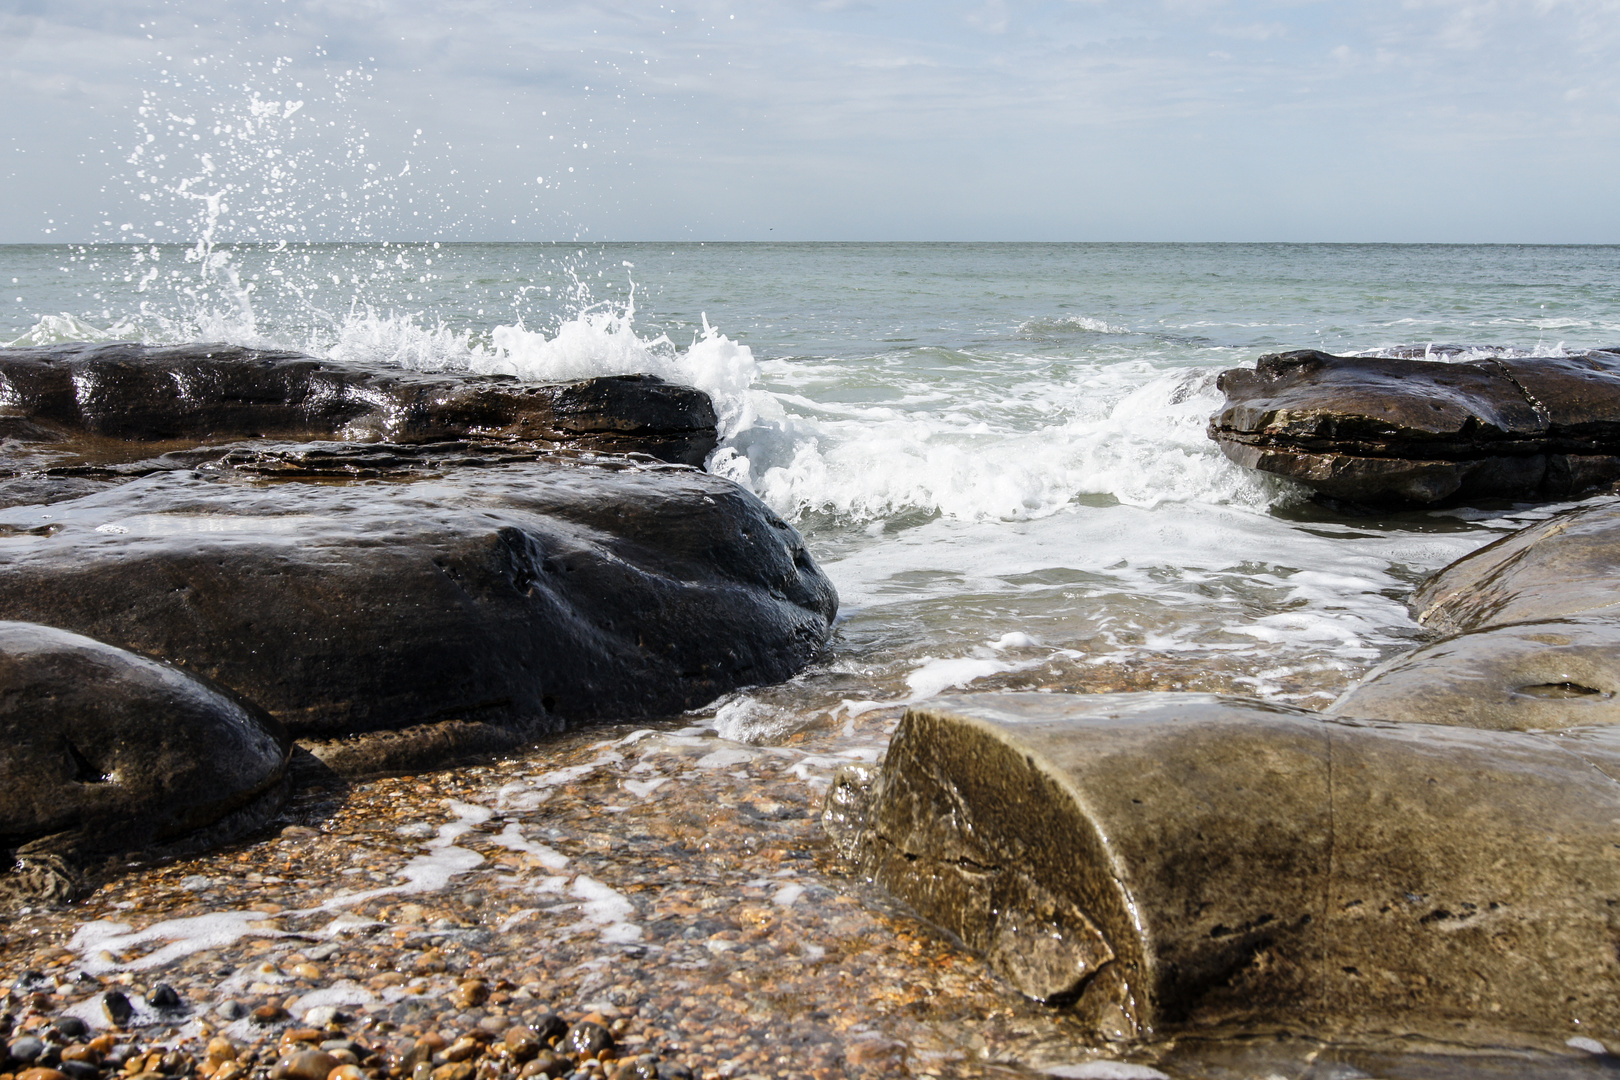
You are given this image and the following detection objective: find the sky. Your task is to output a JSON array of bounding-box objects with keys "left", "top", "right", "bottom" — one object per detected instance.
[{"left": 1, "top": 0, "right": 1618, "bottom": 243}]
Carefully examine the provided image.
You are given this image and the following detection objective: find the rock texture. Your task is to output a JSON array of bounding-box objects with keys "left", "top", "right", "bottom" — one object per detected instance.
[
  {"left": 833, "top": 692, "right": 1620, "bottom": 1052},
  {"left": 0, "top": 448, "right": 836, "bottom": 773},
  {"left": 0, "top": 620, "right": 288, "bottom": 893},
  {"left": 1335, "top": 498, "right": 1620, "bottom": 730},
  {"left": 1209, "top": 349, "right": 1620, "bottom": 503},
  {"left": 0, "top": 342, "right": 718, "bottom": 469}
]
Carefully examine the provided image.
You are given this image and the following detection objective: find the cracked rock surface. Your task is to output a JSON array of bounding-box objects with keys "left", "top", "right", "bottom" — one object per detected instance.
[
  {"left": 837, "top": 692, "right": 1620, "bottom": 1055},
  {"left": 1208, "top": 349, "right": 1620, "bottom": 503}
]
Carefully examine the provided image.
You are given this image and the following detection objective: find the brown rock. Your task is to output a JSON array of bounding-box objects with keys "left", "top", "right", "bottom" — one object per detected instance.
[
  {"left": 430, "top": 1063, "right": 475, "bottom": 1080},
  {"left": 270, "top": 1050, "right": 339, "bottom": 1080},
  {"left": 18, "top": 1069, "right": 71, "bottom": 1080},
  {"left": 1208, "top": 348, "right": 1620, "bottom": 504},
  {"left": 451, "top": 980, "right": 488, "bottom": 1010},
  {"left": 501, "top": 1028, "right": 540, "bottom": 1062},
  {"left": 326, "top": 1067, "right": 366, "bottom": 1080}
]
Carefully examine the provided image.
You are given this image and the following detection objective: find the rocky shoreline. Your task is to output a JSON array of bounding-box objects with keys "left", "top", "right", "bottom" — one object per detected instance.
[{"left": 11, "top": 342, "right": 1620, "bottom": 1078}]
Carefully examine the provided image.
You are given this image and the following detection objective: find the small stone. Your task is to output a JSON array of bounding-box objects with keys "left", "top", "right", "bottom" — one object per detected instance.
[
  {"left": 252, "top": 1005, "right": 290, "bottom": 1026},
  {"left": 655, "top": 1065, "right": 693, "bottom": 1080},
  {"left": 281, "top": 1030, "right": 326, "bottom": 1048},
  {"left": 609, "top": 1062, "right": 656, "bottom": 1080},
  {"left": 216, "top": 1001, "right": 248, "bottom": 1022},
  {"left": 303, "top": 1008, "right": 344, "bottom": 1030},
  {"left": 58, "top": 1063, "right": 98, "bottom": 1080},
  {"left": 430, "top": 1063, "right": 475, "bottom": 1080},
  {"left": 206, "top": 1038, "right": 239, "bottom": 1065},
  {"left": 149, "top": 984, "right": 182, "bottom": 1010},
  {"left": 9, "top": 1037, "right": 46, "bottom": 1064},
  {"left": 270, "top": 1050, "right": 339, "bottom": 1080},
  {"left": 291, "top": 964, "right": 322, "bottom": 981},
  {"left": 102, "top": 991, "right": 134, "bottom": 1028},
  {"left": 530, "top": 1015, "right": 567, "bottom": 1044},
  {"left": 18, "top": 1069, "right": 71, "bottom": 1080},
  {"left": 563, "top": 1022, "right": 613, "bottom": 1060},
  {"left": 326, "top": 1067, "right": 366, "bottom": 1080},
  {"left": 411, "top": 1063, "right": 433, "bottom": 1080},
  {"left": 440, "top": 1037, "right": 480, "bottom": 1064},
  {"left": 502, "top": 1027, "right": 540, "bottom": 1062},
  {"left": 280, "top": 826, "right": 319, "bottom": 840},
  {"left": 451, "top": 982, "right": 488, "bottom": 1010},
  {"left": 317, "top": 1042, "right": 362, "bottom": 1057},
  {"left": 58, "top": 1046, "right": 100, "bottom": 1066},
  {"left": 51, "top": 1020, "right": 88, "bottom": 1041}
]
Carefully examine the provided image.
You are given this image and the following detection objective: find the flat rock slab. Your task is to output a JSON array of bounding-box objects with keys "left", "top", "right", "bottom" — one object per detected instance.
[
  {"left": 1209, "top": 349, "right": 1620, "bottom": 503},
  {"left": 831, "top": 692, "right": 1620, "bottom": 1052},
  {"left": 0, "top": 620, "right": 289, "bottom": 893},
  {"left": 0, "top": 450, "right": 836, "bottom": 773},
  {"left": 1414, "top": 498, "right": 1620, "bottom": 634},
  {"left": 0, "top": 342, "right": 718, "bottom": 467},
  {"left": 1331, "top": 616, "right": 1620, "bottom": 730}
]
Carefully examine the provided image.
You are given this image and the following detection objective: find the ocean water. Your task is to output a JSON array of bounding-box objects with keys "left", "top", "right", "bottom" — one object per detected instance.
[{"left": 5, "top": 241, "right": 1620, "bottom": 737}]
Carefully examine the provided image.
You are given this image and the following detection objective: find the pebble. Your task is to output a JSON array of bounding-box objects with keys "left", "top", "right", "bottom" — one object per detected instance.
[
  {"left": 269, "top": 1049, "right": 338, "bottom": 1080},
  {"left": 99, "top": 991, "right": 132, "bottom": 1028},
  {"left": 147, "top": 984, "right": 182, "bottom": 1010},
  {"left": 9, "top": 1036, "right": 46, "bottom": 1063}
]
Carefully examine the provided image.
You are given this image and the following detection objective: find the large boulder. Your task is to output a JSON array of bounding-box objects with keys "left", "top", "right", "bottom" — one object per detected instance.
[
  {"left": 830, "top": 692, "right": 1620, "bottom": 1052},
  {"left": 0, "top": 621, "right": 289, "bottom": 897},
  {"left": 0, "top": 448, "right": 837, "bottom": 774},
  {"left": 1208, "top": 349, "right": 1620, "bottom": 504},
  {"left": 0, "top": 342, "right": 718, "bottom": 468}
]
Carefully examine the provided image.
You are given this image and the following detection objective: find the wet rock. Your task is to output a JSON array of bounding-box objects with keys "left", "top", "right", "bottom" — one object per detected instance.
[
  {"left": 1209, "top": 349, "right": 1620, "bottom": 503},
  {"left": 101, "top": 991, "right": 134, "bottom": 1027},
  {"left": 9, "top": 1037, "right": 45, "bottom": 1063},
  {"left": 563, "top": 1021, "right": 613, "bottom": 1059},
  {"left": 1414, "top": 498, "right": 1620, "bottom": 635},
  {"left": 1331, "top": 616, "right": 1620, "bottom": 729},
  {"left": 0, "top": 343, "right": 718, "bottom": 470},
  {"left": 0, "top": 622, "right": 289, "bottom": 892},
  {"left": 148, "top": 983, "right": 182, "bottom": 1010},
  {"left": 502, "top": 1026, "right": 540, "bottom": 1061},
  {"left": 269, "top": 1049, "right": 338, "bottom": 1080},
  {"left": 0, "top": 454, "right": 836, "bottom": 773},
  {"left": 838, "top": 691, "right": 1620, "bottom": 1051}
]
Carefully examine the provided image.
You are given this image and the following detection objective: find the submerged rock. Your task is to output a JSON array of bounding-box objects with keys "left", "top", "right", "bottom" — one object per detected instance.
[
  {"left": 0, "top": 620, "right": 289, "bottom": 894},
  {"left": 0, "top": 342, "right": 718, "bottom": 469},
  {"left": 1209, "top": 349, "right": 1620, "bottom": 504},
  {"left": 835, "top": 692, "right": 1620, "bottom": 1051},
  {"left": 0, "top": 449, "right": 836, "bottom": 773}
]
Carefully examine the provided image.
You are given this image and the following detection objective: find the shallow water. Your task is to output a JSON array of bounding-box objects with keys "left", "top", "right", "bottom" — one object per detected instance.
[{"left": 7, "top": 241, "right": 1617, "bottom": 737}]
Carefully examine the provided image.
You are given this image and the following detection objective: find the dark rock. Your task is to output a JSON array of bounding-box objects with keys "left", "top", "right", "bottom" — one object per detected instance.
[
  {"left": 562, "top": 1021, "right": 612, "bottom": 1059},
  {"left": 1209, "top": 349, "right": 1620, "bottom": 503},
  {"left": 57, "top": 1062, "right": 97, "bottom": 1080},
  {"left": 839, "top": 691, "right": 1620, "bottom": 1051},
  {"left": 147, "top": 984, "right": 182, "bottom": 1010},
  {"left": 0, "top": 453, "right": 834, "bottom": 774},
  {"left": 8, "top": 1037, "right": 44, "bottom": 1063},
  {"left": 101, "top": 991, "right": 133, "bottom": 1028},
  {"left": 0, "top": 622, "right": 289, "bottom": 890},
  {"left": 48, "top": 1019, "right": 85, "bottom": 1041},
  {"left": 0, "top": 342, "right": 717, "bottom": 471},
  {"left": 530, "top": 1014, "right": 568, "bottom": 1045}
]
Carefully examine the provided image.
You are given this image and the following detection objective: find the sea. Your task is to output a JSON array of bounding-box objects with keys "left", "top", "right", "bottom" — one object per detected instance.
[{"left": 4, "top": 241, "right": 1619, "bottom": 735}]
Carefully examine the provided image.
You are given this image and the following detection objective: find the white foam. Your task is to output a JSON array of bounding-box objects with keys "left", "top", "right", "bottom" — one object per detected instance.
[{"left": 1040, "top": 1065, "right": 1170, "bottom": 1080}]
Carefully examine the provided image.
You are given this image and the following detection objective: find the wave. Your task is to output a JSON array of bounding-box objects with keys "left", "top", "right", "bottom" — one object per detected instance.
[
  {"left": 1018, "top": 314, "right": 1131, "bottom": 336},
  {"left": 6, "top": 282, "right": 1266, "bottom": 525}
]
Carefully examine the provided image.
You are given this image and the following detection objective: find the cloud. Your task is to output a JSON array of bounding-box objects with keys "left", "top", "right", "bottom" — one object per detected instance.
[{"left": 0, "top": 0, "right": 1617, "bottom": 241}]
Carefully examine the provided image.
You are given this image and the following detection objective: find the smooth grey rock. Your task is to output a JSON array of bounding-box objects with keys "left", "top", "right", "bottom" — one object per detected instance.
[
  {"left": 0, "top": 450, "right": 836, "bottom": 773},
  {"left": 1414, "top": 498, "right": 1620, "bottom": 635},
  {"left": 1330, "top": 616, "right": 1620, "bottom": 730},
  {"left": 1208, "top": 350, "right": 1620, "bottom": 504},
  {"left": 0, "top": 621, "right": 289, "bottom": 891},
  {"left": 839, "top": 692, "right": 1620, "bottom": 1051}
]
